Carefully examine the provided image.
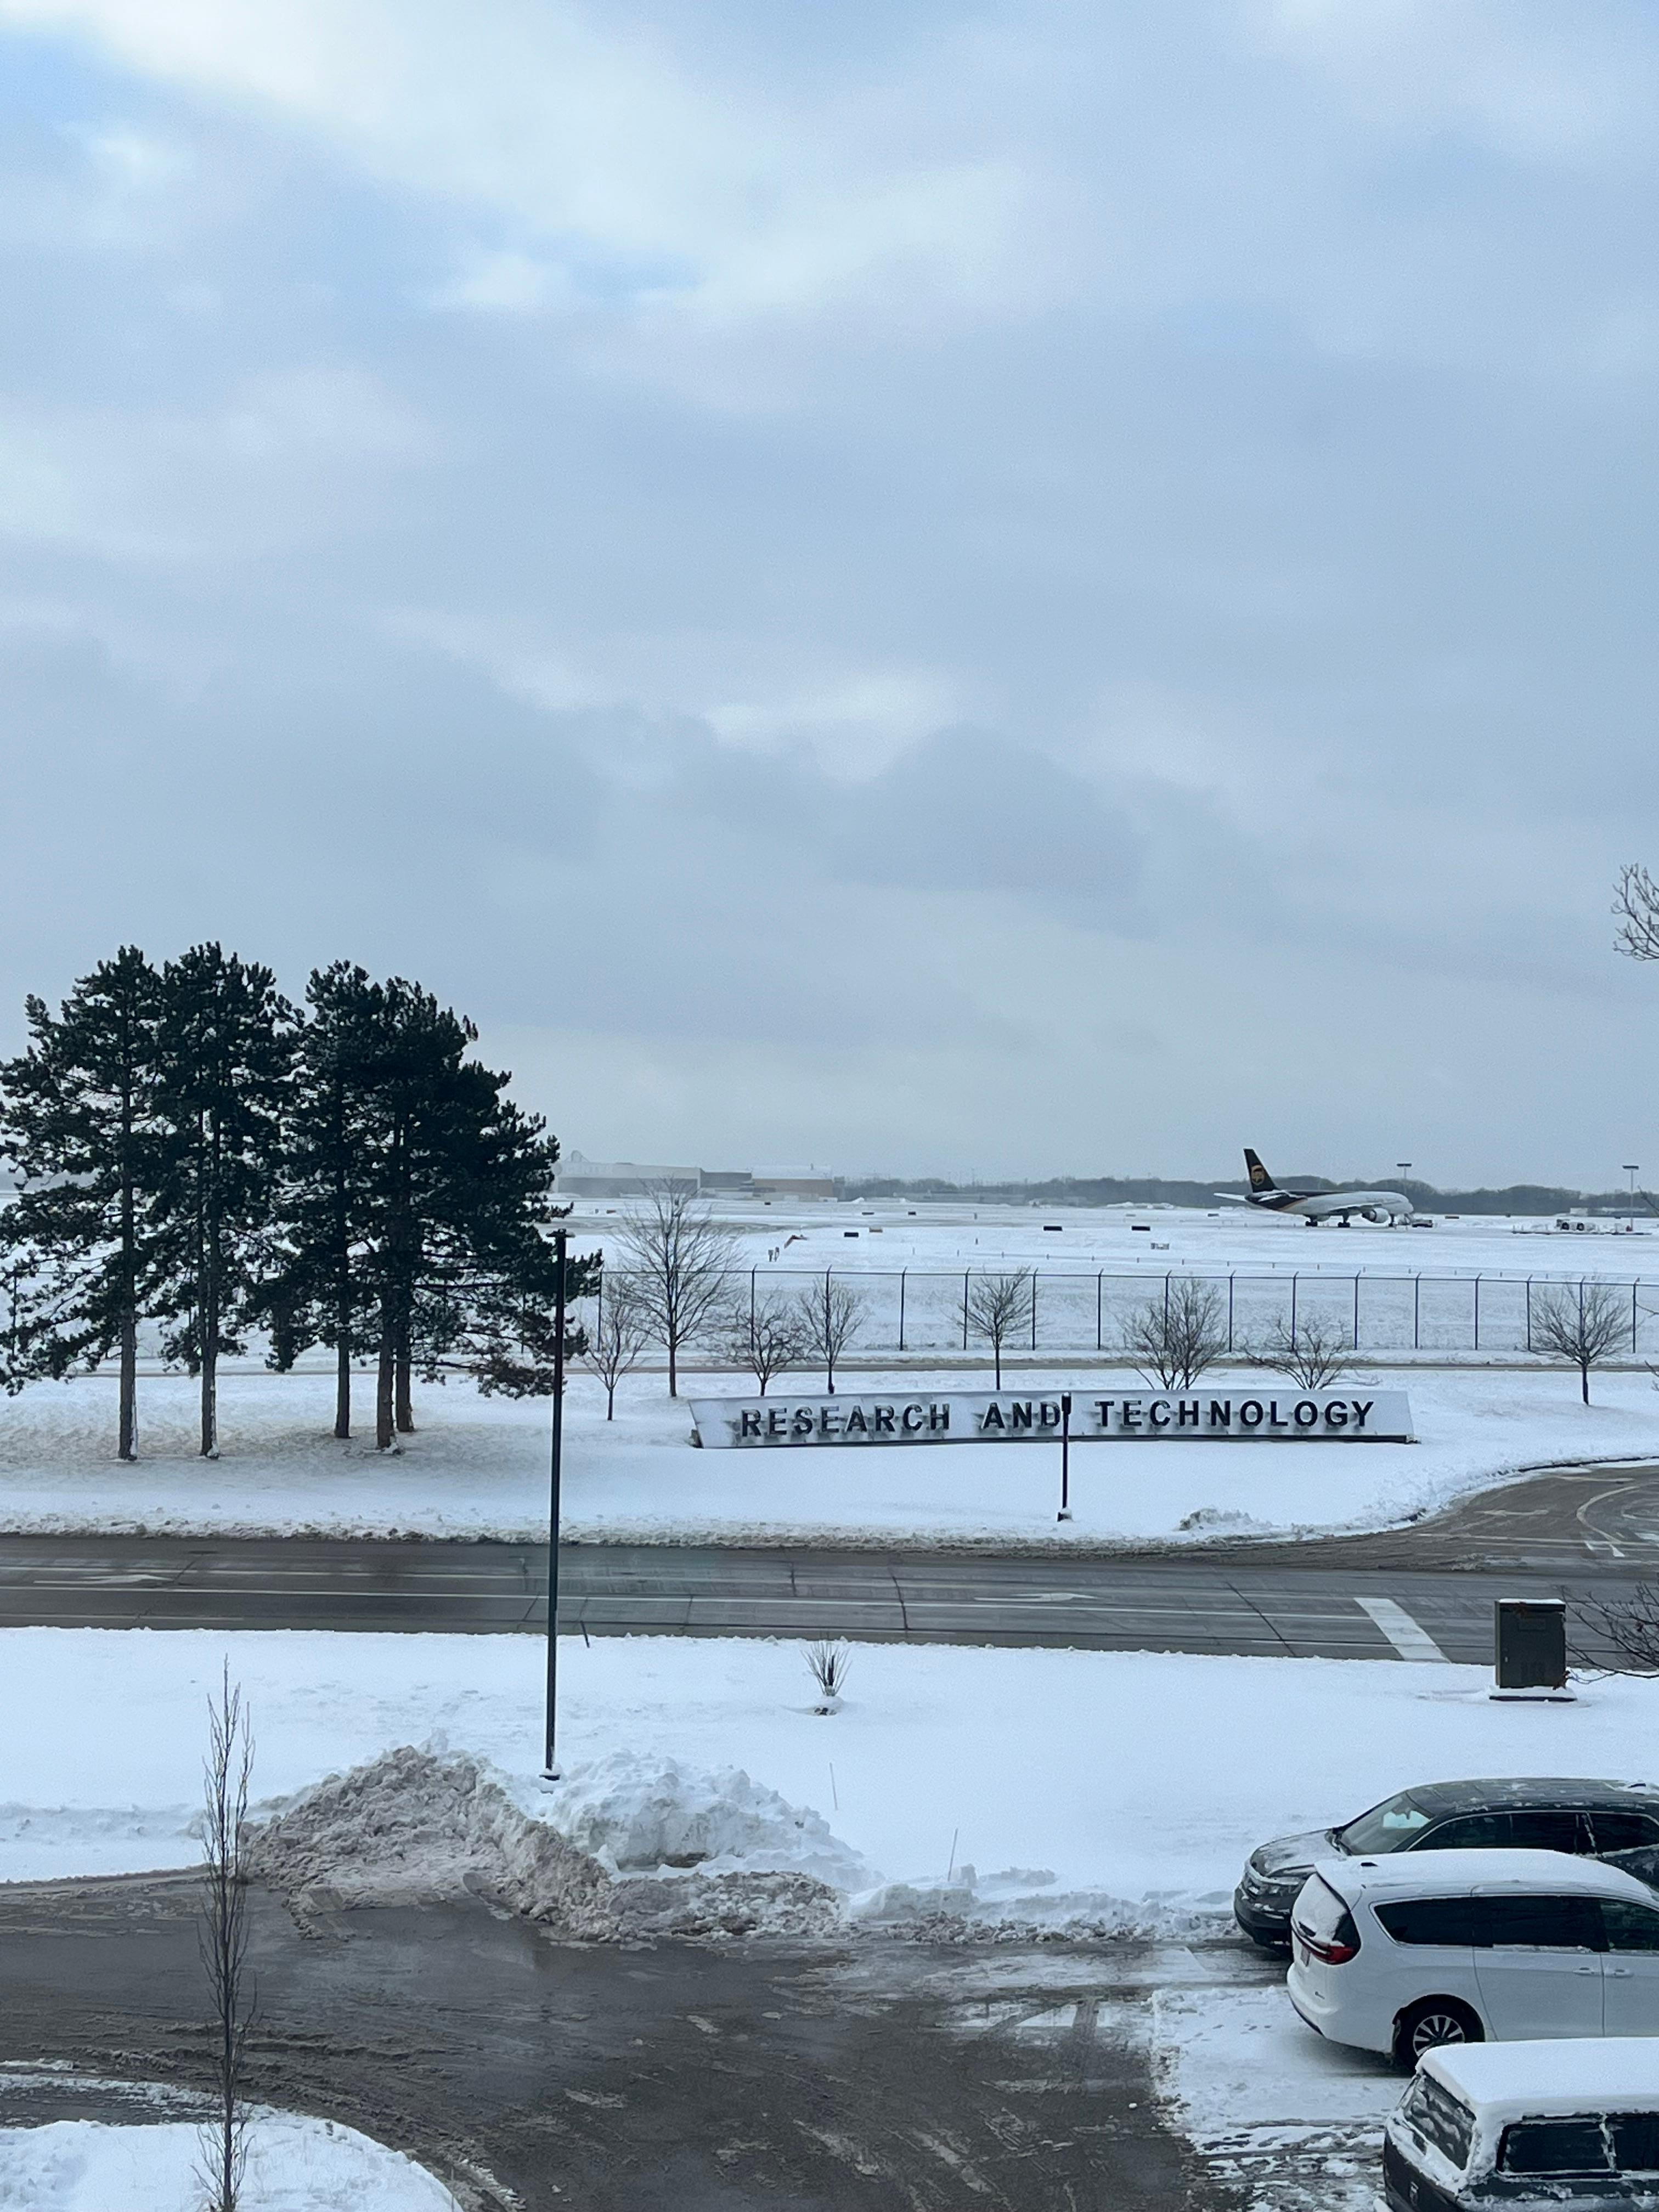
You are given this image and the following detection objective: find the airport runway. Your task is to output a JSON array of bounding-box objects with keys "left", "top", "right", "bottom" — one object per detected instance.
[{"left": 0, "top": 1460, "right": 1649, "bottom": 1663}]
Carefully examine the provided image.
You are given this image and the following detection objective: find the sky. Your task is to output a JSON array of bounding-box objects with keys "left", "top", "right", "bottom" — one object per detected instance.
[{"left": 2, "top": 0, "right": 1659, "bottom": 1185}]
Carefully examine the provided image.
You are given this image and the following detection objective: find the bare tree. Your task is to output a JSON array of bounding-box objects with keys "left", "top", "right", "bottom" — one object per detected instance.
[
  {"left": 1120, "top": 1279, "right": 1227, "bottom": 1390},
  {"left": 725, "top": 1293, "right": 810, "bottom": 1395},
  {"left": 966, "top": 1269, "right": 1034, "bottom": 1390},
  {"left": 614, "top": 1183, "right": 741, "bottom": 1398},
  {"left": 1249, "top": 1312, "right": 1354, "bottom": 1391},
  {"left": 1615, "top": 862, "right": 1659, "bottom": 962},
  {"left": 198, "top": 1665, "right": 255, "bottom": 2212},
  {"left": 1531, "top": 1281, "right": 1629, "bottom": 1404},
  {"left": 1578, "top": 1581, "right": 1659, "bottom": 1674},
  {"left": 580, "top": 1273, "right": 652, "bottom": 1419},
  {"left": 795, "top": 1274, "right": 866, "bottom": 1393}
]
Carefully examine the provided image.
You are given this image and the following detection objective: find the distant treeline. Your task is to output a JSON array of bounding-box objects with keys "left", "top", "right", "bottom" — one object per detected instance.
[
  {"left": 837, "top": 1172, "right": 1650, "bottom": 1216},
  {"left": 0, "top": 946, "right": 595, "bottom": 1459}
]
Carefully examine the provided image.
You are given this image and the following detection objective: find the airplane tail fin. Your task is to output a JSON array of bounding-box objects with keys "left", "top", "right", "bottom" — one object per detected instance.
[{"left": 1244, "top": 1147, "right": 1277, "bottom": 1193}]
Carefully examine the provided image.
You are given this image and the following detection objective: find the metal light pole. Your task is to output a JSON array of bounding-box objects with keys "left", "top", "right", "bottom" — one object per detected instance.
[
  {"left": 1397, "top": 1162, "right": 1412, "bottom": 1195},
  {"left": 1057, "top": 1391, "right": 1073, "bottom": 1522},
  {"left": 1626, "top": 1165, "right": 1641, "bottom": 1233},
  {"left": 542, "top": 1227, "right": 568, "bottom": 1780}
]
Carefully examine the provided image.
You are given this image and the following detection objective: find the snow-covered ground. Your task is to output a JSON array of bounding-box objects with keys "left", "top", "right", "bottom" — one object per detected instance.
[
  {"left": 1154, "top": 1984, "right": 1395, "bottom": 2212},
  {"left": 0, "top": 1360, "right": 1655, "bottom": 1548},
  {"left": 565, "top": 1194, "right": 1659, "bottom": 1279},
  {"left": 0, "top": 2106, "right": 459, "bottom": 2211},
  {"left": 3, "top": 1627, "right": 1655, "bottom": 1934}
]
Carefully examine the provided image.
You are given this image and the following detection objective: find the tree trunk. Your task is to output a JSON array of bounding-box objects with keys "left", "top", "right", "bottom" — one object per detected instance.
[
  {"left": 376, "top": 1325, "right": 396, "bottom": 1451},
  {"left": 119, "top": 1306, "right": 137, "bottom": 1463},
  {"left": 1582, "top": 1365, "right": 1591, "bottom": 1406},
  {"left": 201, "top": 1332, "right": 218, "bottom": 1458},
  {"left": 334, "top": 1336, "right": 351, "bottom": 1441},
  {"left": 668, "top": 1331, "right": 678, "bottom": 1398},
  {"left": 395, "top": 1338, "right": 414, "bottom": 1434},
  {"left": 606, "top": 1381, "right": 616, "bottom": 1419}
]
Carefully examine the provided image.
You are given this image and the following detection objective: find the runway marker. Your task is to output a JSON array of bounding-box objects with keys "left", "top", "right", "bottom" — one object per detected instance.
[{"left": 1356, "top": 1595, "right": 1447, "bottom": 1661}]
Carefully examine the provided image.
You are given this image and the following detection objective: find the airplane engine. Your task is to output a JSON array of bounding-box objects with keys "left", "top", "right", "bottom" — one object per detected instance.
[{"left": 1362, "top": 1206, "right": 1387, "bottom": 1224}]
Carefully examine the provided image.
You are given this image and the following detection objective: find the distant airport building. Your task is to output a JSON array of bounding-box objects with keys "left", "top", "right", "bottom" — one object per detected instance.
[
  {"left": 752, "top": 1166, "right": 836, "bottom": 1200},
  {"left": 555, "top": 1151, "right": 699, "bottom": 1199},
  {"left": 555, "top": 1153, "right": 836, "bottom": 1201}
]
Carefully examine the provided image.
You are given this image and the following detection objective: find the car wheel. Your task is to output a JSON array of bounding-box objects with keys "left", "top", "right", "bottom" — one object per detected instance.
[{"left": 1393, "top": 2000, "right": 1482, "bottom": 2072}]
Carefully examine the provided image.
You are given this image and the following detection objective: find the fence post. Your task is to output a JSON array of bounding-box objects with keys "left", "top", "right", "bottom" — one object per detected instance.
[
  {"left": 1414, "top": 1274, "right": 1420, "bottom": 1351},
  {"left": 1030, "top": 1272, "right": 1038, "bottom": 1351},
  {"left": 1228, "top": 1273, "right": 1235, "bottom": 1353},
  {"left": 899, "top": 1269, "right": 907, "bottom": 1352},
  {"left": 1473, "top": 1274, "right": 1480, "bottom": 1353},
  {"left": 1164, "top": 1272, "right": 1171, "bottom": 1328},
  {"left": 1290, "top": 1273, "right": 1298, "bottom": 1350},
  {"left": 962, "top": 1271, "right": 969, "bottom": 1352},
  {"left": 1526, "top": 1277, "right": 1532, "bottom": 1352},
  {"left": 1635, "top": 1279, "right": 1640, "bottom": 1356},
  {"left": 1352, "top": 1273, "right": 1359, "bottom": 1350},
  {"left": 1096, "top": 1271, "right": 1103, "bottom": 1352},
  {"left": 749, "top": 1268, "right": 757, "bottom": 1330}
]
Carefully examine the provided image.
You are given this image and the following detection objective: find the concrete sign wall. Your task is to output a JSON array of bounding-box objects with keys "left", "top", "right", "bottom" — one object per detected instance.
[{"left": 690, "top": 1388, "right": 1415, "bottom": 1448}]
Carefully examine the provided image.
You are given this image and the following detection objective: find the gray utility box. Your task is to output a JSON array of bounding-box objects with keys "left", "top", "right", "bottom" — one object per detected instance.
[{"left": 1494, "top": 1598, "right": 1567, "bottom": 1691}]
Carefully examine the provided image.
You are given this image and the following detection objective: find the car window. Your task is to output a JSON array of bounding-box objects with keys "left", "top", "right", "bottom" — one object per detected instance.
[
  {"left": 1600, "top": 1900, "right": 1659, "bottom": 1953},
  {"left": 1337, "top": 1791, "right": 1433, "bottom": 1853},
  {"left": 1479, "top": 1894, "right": 1600, "bottom": 1949},
  {"left": 1419, "top": 1813, "right": 1511, "bottom": 1852},
  {"left": 1612, "top": 2116, "right": 1659, "bottom": 2174},
  {"left": 1500, "top": 2120, "right": 1612, "bottom": 2175},
  {"left": 1592, "top": 1812, "right": 1659, "bottom": 1854},
  {"left": 1400, "top": 2075, "right": 1476, "bottom": 2170},
  {"left": 1376, "top": 1898, "right": 1481, "bottom": 1946},
  {"left": 1505, "top": 1810, "right": 1587, "bottom": 1853}
]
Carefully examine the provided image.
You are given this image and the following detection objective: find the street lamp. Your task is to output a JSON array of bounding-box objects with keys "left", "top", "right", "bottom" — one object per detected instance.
[
  {"left": 1625, "top": 1166, "right": 1641, "bottom": 1233},
  {"left": 1057, "top": 1391, "right": 1073, "bottom": 1522},
  {"left": 543, "top": 1227, "right": 569, "bottom": 1781}
]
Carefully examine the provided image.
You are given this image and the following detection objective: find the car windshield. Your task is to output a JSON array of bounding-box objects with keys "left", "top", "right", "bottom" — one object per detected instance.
[{"left": 1336, "top": 1791, "right": 1434, "bottom": 1853}]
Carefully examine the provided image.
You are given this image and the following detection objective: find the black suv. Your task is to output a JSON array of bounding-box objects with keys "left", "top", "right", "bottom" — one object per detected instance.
[{"left": 1234, "top": 1776, "right": 1659, "bottom": 1949}]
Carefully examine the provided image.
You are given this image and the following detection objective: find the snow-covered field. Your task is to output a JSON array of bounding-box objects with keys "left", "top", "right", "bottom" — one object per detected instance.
[
  {"left": 565, "top": 1194, "right": 1659, "bottom": 1280},
  {"left": 0, "top": 2106, "right": 459, "bottom": 2211},
  {"left": 0, "top": 1359, "right": 1655, "bottom": 1548},
  {"left": 4, "top": 1627, "right": 1655, "bottom": 1933}
]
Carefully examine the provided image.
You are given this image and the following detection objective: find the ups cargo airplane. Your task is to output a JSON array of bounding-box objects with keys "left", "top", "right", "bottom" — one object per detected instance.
[{"left": 1217, "top": 1149, "right": 1415, "bottom": 1226}]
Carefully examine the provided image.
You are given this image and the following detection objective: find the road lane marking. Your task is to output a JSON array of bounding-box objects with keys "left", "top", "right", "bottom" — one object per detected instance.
[{"left": 1356, "top": 1595, "right": 1447, "bottom": 1661}]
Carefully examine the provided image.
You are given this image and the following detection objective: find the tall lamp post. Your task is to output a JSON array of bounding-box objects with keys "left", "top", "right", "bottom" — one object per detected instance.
[
  {"left": 542, "top": 1227, "right": 568, "bottom": 1781},
  {"left": 1626, "top": 1166, "right": 1641, "bottom": 1233}
]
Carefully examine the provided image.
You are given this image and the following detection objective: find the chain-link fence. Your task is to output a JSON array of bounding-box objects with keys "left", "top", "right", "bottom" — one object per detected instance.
[{"left": 589, "top": 1266, "right": 1659, "bottom": 1359}]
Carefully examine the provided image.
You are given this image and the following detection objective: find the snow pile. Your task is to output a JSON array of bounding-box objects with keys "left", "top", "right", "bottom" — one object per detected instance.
[
  {"left": 540, "top": 1746, "right": 872, "bottom": 1888},
  {"left": 246, "top": 1746, "right": 850, "bottom": 1939},
  {"left": 0, "top": 2109, "right": 459, "bottom": 2210}
]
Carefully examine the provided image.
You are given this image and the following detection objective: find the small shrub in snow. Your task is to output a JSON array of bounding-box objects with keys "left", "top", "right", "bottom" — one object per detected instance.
[
  {"left": 1120, "top": 1279, "right": 1227, "bottom": 1391},
  {"left": 804, "top": 1639, "right": 852, "bottom": 1712}
]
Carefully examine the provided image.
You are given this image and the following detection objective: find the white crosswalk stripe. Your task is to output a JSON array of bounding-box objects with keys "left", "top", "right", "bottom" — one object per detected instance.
[{"left": 1355, "top": 1595, "right": 1448, "bottom": 1661}]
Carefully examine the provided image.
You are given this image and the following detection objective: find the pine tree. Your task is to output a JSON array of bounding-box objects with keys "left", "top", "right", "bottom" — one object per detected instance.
[
  {"left": 347, "top": 978, "right": 592, "bottom": 1449},
  {"left": 264, "top": 964, "right": 387, "bottom": 1439},
  {"left": 151, "top": 946, "right": 296, "bottom": 1459},
  {"left": 0, "top": 948, "right": 165, "bottom": 1456}
]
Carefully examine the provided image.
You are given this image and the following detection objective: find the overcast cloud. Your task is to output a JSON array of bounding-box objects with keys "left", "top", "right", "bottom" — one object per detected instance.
[{"left": 2, "top": 0, "right": 1658, "bottom": 1182}]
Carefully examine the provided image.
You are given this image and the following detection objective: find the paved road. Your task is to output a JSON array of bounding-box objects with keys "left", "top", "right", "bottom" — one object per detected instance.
[
  {"left": 0, "top": 1459, "right": 1650, "bottom": 1661},
  {"left": 0, "top": 1872, "right": 1229, "bottom": 2212}
]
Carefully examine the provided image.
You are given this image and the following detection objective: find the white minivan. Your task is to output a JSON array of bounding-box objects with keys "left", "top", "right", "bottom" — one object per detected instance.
[{"left": 1287, "top": 1848, "right": 1659, "bottom": 2068}]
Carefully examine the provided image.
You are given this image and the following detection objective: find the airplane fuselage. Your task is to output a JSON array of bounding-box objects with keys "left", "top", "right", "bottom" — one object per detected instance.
[{"left": 1242, "top": 1187, "right": 1413, "bottom": 1224}]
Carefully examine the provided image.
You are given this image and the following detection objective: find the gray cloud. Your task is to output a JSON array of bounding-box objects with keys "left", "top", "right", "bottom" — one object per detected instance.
[{"left": 2, "top": 3, "right": 1659, "bottom": 1181}]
